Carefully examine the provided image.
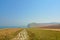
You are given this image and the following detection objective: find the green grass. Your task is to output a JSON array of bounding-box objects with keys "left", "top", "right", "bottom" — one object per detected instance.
[{"left": 27, "top": 28, "right": 60, "bottom": 40}]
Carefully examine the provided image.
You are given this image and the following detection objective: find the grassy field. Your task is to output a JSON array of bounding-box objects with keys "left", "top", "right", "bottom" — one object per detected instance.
[
  {"left": 0, "top": 28, "right": 22, "bottom": 40},
  {"left": 0, "top": 28, "right": 60, "bottom": 40},
  {"left": 27, "top": 28, "right": 60, "bottom": 40}
]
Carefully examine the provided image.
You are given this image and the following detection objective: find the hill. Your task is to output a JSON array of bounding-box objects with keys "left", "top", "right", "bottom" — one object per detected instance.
[{"left": 27, "top": 22, "right": 60, "bottom": 29}]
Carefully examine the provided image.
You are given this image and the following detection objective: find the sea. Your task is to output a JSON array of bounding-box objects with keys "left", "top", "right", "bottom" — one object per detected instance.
[{"left": 0, "top": 26, "right": 28, "bottom": 29}]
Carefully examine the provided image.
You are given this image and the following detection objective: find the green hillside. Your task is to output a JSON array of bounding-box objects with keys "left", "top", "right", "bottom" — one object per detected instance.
[{"left": 27, "top": 28, "right": 60, "bottom": 40}]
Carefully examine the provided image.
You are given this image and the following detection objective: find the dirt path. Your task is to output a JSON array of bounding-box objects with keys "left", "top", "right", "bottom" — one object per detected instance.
[
  {"left": 11, "top": 29, "right": 29, "bottom": 40},
  {"left": 41, "top": 28, "right": 60, "bottom": 31}
]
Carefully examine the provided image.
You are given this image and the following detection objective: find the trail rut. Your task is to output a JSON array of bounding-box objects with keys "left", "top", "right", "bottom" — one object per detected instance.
[{"left": 11, "top": 29, "right": 29, "bottom": 40}]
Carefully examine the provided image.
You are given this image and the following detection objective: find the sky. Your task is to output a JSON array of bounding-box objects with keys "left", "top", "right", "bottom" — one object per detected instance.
[{"left": 0, "top": 0, "right": 60, "bottom": 26}]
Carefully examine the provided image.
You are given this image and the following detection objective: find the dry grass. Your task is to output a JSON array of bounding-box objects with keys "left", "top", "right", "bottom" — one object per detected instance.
[
  {"left": 0, "top": 28, "right": 22, "bottom": 40},
  {"left": 40, "top": 28, "right": 60, "bottom": 31}
]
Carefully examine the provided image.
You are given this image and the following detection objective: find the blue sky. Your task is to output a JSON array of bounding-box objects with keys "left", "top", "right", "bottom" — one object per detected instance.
[{"left": 0, "top": 0, "right": 60, "bottom": 26}]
